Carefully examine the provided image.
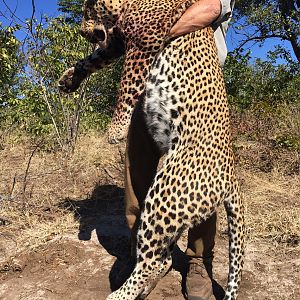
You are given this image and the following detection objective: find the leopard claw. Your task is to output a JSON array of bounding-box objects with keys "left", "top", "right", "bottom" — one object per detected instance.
[{"left": 58, "top": 67, "right": 80, "bottom": 93}]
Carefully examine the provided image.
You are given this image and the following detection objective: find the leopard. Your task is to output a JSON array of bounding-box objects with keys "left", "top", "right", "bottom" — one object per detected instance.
[
  {"left": 58, "top": 0, "right": 245, "bottom": 299},
  {"left": 58, "top": 0, "right": 195, "bottom": 143}
]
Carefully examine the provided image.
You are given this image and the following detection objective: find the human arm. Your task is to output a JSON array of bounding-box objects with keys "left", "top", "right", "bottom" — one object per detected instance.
[{"left": 169, "top": 0, "right": 226, "bottom": 38}]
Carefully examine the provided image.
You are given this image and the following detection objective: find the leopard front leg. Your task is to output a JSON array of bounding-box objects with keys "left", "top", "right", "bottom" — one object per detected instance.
[
  {"left": 107, "top": 99, "right": 135, "bottom": 144},
  {"left": 107, "top": 46, "right": 155, "bottom": 143},
  {"left": 58, "top": 35, "right": 125, "bottom": 93}
]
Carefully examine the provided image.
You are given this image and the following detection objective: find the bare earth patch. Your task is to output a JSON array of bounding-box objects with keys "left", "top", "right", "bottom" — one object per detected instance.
[{"left": 0, "top": 133, "right": 299, "bottom": 299}]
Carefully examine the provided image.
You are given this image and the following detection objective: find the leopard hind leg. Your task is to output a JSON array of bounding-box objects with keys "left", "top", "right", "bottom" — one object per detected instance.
[{"left": 106, "top": 155, "right": 191, "bottom": 299}]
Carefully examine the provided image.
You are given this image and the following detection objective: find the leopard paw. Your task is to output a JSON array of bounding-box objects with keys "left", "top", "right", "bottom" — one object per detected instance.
[
  {"left": 107, "top": 123, "right": 128, "bottom": 144},
  {"left": 58, "top": 67, "right": 81, "bottom": 93}
]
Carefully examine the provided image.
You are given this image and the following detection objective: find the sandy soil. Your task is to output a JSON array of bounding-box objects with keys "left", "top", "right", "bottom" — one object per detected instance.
[{"left": 1, "top": 183, "right": 299, "bottom": 300}]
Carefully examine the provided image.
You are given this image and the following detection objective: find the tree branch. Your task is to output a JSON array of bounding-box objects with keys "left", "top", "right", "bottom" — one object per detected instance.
[
  {"left": 29, "top": 0, "right": 36, "bottom": 36},
  {"left": 1, "top": 0, "right": 27, "bottom": 28},
  {"left": 233, "top": 34, "right": 288, "bottom": 54}
]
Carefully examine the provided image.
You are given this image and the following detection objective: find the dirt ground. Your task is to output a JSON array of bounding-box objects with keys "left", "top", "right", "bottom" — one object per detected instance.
[
  {"left": 1, "top": 215, "right": 299, "bottom": 300},
  {"left": 0, "top": 134, "right": 299, "bottom": 299}
]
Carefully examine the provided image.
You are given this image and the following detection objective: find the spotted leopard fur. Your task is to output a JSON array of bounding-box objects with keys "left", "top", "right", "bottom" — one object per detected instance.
[
  {"left": 59, "top": 0, "right": 195, "bottom": 143},
  {"left": 59, "top": 1, "right": 245, "bottom": 299}
]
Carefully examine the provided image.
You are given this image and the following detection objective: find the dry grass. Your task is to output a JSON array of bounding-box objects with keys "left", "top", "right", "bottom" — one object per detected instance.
[
  {"left": 242, "top": 171, "right": 300, "bottom": 246},
  {"left": 0, "top": 132, "right": 123, "bottom": 256},
  {"left": 218, "top": 167, "right": 300, "bottom": 250},
  {"left": 227, "top": 104, "right": 300, "bottom": 247},
  {"left": 0, "top": 130, "right": 300, "bottom": 261}
]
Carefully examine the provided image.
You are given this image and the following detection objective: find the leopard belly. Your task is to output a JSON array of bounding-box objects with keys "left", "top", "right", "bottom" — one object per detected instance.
[{"left": 143, "top": 48, "right": 181, "bottom": 154}]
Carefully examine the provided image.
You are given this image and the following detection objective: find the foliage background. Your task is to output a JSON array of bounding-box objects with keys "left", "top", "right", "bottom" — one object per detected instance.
[{"left": 0, "top": 0, "right": 299, "bottom": 151}]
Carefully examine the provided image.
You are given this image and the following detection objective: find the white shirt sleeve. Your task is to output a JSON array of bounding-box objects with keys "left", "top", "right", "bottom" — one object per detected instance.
[
  {"left": 215, "top": 0, "right": 234, "bottom": 24},
  {"left": 213, "top": 0, "right": 235, "bottom": 66}
]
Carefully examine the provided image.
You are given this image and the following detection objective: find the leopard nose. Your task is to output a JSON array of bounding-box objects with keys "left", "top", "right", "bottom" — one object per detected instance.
[{"left": 94, "top": 28, "right": 106, "bottom": 42}]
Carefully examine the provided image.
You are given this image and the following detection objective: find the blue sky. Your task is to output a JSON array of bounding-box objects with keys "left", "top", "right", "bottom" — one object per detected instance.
[
  {"left": 0, "top": 0, "right": 295, "bottom": 63},
  {"left": 0, "top": 0, "right": 59, "bottom": 20}
]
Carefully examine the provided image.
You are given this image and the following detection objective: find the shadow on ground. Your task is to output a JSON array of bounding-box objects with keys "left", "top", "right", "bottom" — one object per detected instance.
[
  {"left": 60, "top": 183, "right": 225, "bottom": 299},
  {"left": 60, "top": 184, "right": 132, "bottom": 289}
]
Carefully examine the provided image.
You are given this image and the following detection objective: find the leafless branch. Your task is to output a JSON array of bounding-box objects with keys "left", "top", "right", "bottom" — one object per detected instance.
[
  {"left": 29, "top": 0, "right": 36, "bottom": 35},
  {"left": 232, "top": 34, "right": 287, "bottom": 54},
  {"left": 2, "top": 0, "right": 26, "bottom": 26},
  {"left": 104, "top": 167, "right": 117, "bottom": 179},
  {"left": 22, "top": 142, "right": 42, "bottom": 197},
  {"left": 10, "top": 173, "right": 17, "bottom": 199},
  {"left": 40, "top": 79, "right": 64, "bottom": 148}
]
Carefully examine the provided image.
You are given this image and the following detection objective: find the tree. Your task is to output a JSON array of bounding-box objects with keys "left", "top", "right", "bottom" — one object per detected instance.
[
  {"left": 0, "top": 0, "right": 121, "bottom": 148},
  {"left": 224, "top": 51, "right": 300, "bottom": 109},
  {"left": 0, "top": 24, "right": 22, "bottom": 106},
  {"left": 57, "top": 0, "right": 84, "bottom": 24},
  {"left": 1, "top": 17, "right": 94, "bottom": 147},
  {"left": 233, "top": 0, "right": 300, "bottom": 62}
]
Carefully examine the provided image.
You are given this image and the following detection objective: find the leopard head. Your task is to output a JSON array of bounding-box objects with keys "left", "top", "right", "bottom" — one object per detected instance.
[{"left": 80, "top": 0, "right": 123, "bottom": 49}]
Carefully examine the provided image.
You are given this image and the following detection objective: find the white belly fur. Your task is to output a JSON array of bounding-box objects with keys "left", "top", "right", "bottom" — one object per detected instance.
[{"left": 143, "top": 50, "right": 179, "bottom": 154}]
